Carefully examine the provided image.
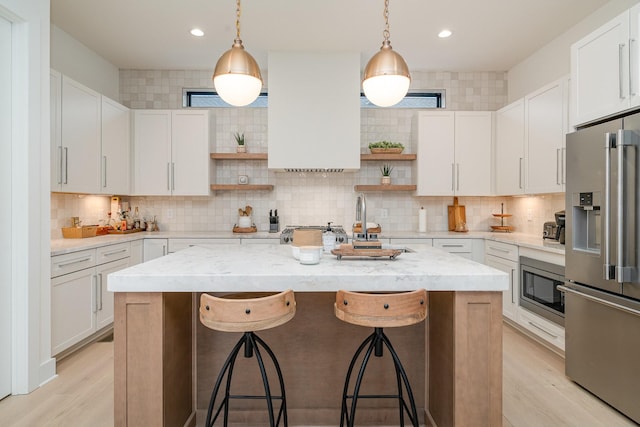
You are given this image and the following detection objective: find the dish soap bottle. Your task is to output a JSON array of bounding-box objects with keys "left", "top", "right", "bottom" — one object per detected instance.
[{"left": 322, "top": 222, "right": 336, "bottom": 252}]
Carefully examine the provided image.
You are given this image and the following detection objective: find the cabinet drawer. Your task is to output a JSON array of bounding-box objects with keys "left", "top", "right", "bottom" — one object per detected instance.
[
  {"left": 51, "top": 249, "right": 96, "bottom": 278},
  {"left": 96, "top": 242, "right": 130, "bottom": 264},
  {"left": 434, "top": 239, "right": 472, "bottom": 253},
  {"left": 485, "top": 240, "right": 518, "bottom": 262},
  {"left": 517, "top": 307, "right": 565, "bottom": 351}
]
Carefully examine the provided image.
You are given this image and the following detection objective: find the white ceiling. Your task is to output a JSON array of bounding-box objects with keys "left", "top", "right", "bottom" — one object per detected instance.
[{"left": 51, "top": 0, "right": 610, "bottom": 72}]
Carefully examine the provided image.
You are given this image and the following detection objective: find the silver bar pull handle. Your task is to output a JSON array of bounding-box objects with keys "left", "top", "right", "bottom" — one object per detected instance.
[
  {"left": 93, "top": 275, "right": 98, "bottom": 313},
  {"left": 519, "top": 157, "right": 524, "bottom": 189},
  {"left": 558, "top": 285, "right": 640, "bottom": 318},
  {"left": 451, "top": 163, "right": 455, "bottom": 191},
  {"left": 172, "top": 162, "right": 175, "bottom": 191},
  {"left": 456, "top": 163, "right": 460, "bottom": 191},
  {"left": 57, "top": 146, "right": 63, "bottom": 184},
  {"left": 63, "top": 147, "right": 69, "bottom": 184},
  {"left": 617, "top": 129, "right": 625, "bottom": 283},
  {"left": 556, "top": 148, "right": 561, "bottom": 185},
  {"left": 98, "top": 273, "right": 103, "bottom": 310},
  {"left": 631, "top": 38, "right": 637, "bottom": 97},
  {"left": 510, "top": 268, "right": 516, "bottom": 304},
  {"left": 603, "top": 132, "right": 614, "bottom": 280},
  {"left": 527, "top": 321, "right": 558, "bottom": 339},
  {"left": 103, "top": 156, "right": 107, "bottom": 188},
  {"left": 561, "top": 147, "right": 566, "bottom": 185},
  {"left": 167, "top": 163, "right": 171, "bottom": 191},
  {"left": 619, "top": 43, "right": 626, "bottom": 99},
  {"left": 162, "top": 245, "right": 167, "bottom": 256},
  {"left": 616, "top": 129, "right": 638, "bottom": 283}
]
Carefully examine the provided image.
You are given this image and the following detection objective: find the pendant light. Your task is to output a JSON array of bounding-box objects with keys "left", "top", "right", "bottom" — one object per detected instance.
[
  {"left": 213, "top": 0, "right": 262, "bottom": 107},
  {"left": 362, "top": 0, "right": 411, "bottom": 107}
]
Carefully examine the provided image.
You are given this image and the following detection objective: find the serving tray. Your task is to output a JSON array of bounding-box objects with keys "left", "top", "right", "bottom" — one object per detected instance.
[{"left": 331, "top": 244, "right": 401, "bottom": 260}]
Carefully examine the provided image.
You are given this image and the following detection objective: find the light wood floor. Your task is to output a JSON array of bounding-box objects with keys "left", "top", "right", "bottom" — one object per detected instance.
[{"left": 0, "top": 324, "right": 636, "bottom": 426}]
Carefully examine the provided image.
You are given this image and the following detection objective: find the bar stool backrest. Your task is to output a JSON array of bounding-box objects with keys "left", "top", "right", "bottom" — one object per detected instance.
[
  {"left": 335, "top": 289, "right": 427, "bottom": 328},
  {"left": 200, "top": 290, "right": 296, "bottom": 333}
]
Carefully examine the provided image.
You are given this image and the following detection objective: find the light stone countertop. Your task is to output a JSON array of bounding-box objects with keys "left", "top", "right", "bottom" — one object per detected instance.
[
  {"left": 51, "top": 230, "right": 565, "bottom": 256},
  {"left": 108, "top": 243, "right": 508, "bottom": 293}
]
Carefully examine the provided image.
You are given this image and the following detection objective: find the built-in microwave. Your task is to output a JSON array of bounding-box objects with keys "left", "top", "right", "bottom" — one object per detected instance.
[{"left": 519, "top": 256, "right": 565, "bottom": 326}]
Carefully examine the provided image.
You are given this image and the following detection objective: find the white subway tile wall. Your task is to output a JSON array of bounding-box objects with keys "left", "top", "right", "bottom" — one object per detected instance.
[{"left": 51, "top": 68, "right": 564, "bottom": 238}]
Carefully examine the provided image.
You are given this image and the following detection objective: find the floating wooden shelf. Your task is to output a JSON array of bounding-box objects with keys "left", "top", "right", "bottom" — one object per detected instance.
[
  {"left": 360, "top": 153, "right": 416, "bottom": 161},
  {"left": 210, "top": 153, "right": 268, "bottom": 160},
  {"left": 210, "top": 184, "right": 274, "bottom": 191},
  {"left": 354, "top": 184, "right": 417, "bottom": 192}
]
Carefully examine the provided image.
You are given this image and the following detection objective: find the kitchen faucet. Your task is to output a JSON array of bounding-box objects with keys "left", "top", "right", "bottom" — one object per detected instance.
[{"left": 355, "top": 193, "right": 367, "bottom": 241}]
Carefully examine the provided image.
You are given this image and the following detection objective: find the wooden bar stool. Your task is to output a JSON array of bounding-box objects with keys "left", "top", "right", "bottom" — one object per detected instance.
[
  {"left": 334, "top": 289, "right": 427, "bottom": 427},
  {"left": 199, "top": 290, "right": 296, "bottom": 427}
]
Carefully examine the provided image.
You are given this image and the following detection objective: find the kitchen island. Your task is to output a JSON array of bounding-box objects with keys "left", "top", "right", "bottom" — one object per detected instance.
[{"left": 109, "top": 243, "right": 507, "bottom": 426}]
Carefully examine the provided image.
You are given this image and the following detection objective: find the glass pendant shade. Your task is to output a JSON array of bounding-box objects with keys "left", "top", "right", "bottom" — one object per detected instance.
[
  {"left": 362, "top": 40, "right": 410, "bottom": 107},
  {"left": 213, "top": 38, "right": 263, "bottom": 107}
]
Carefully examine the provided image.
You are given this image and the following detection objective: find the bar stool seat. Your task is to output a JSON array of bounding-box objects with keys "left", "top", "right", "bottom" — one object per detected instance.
[
  {"left": 200, "top": 290, "right": 296, "bottom": 427},
  {"left": 334, "top": 289, "right": 427, "bottom": 427}
]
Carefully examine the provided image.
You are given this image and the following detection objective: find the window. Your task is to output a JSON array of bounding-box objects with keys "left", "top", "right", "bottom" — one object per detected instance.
[
  {"left": 183, "top": 89, "right": 444, "bottom": 109},
  {"left": 183, "top": 89, "right": 268, "bottom": 108}
]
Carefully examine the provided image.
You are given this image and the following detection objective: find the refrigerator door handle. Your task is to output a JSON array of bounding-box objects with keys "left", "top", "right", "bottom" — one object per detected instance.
[
  {"left": 603, "top": 132, "right": 614, "bottom": 280},
  {"left": 616, "top": 129, "right": 638, "bottom": 283}
]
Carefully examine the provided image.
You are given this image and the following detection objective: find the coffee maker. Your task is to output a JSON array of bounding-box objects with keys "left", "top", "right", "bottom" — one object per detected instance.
[{"left": 555, "top": 210, "right": 565, "bottom": 244}]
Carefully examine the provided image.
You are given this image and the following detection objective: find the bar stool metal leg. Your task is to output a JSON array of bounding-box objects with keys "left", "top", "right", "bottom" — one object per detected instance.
[
  {"left": 205, "top": 332, "right": 287, "bottom": 427},
  {"left": 340, "top": 328, "right": 419, "bottom": 427}
]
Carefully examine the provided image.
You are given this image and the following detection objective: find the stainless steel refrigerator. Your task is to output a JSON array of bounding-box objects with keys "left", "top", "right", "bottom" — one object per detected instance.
[{"left": 564, "top": 112, "right": 640, "bottom": 424}]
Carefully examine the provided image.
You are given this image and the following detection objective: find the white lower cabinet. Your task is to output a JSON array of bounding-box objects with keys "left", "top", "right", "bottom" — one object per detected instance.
[
  {"left": 130, "top": 239, "right": 143, "bottom": 265},
  {"left": 51, "top": 267, "right": 96, "bottom": 356},
  {"left": 51, "top": 243, "right": 132, "bottom": 356},
  {"left": 484, "top": 241, "right": 519, "bottom": 322},
  {"left": 517, "top": 306, "right": 565, "bottom": 351},
  {"left": 434, "top": 238, "right": 484, "bottom": 263},
  {"left": 95, "top": 257, "right": 129, "bottom": 330},
  {"left": 143, "top": 238, "right": 168, "bottom": 261}
]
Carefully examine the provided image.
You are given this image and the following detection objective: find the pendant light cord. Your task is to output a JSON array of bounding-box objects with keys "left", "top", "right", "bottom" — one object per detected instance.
[
  {"left": 235, "top": 0, "right": 242, "bottom": 39},
  {"left": 383, "top": 0, "right": 390, "bottom": 42}
]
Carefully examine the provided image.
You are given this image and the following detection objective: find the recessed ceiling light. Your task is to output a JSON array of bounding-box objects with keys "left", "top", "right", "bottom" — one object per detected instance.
[
  {"left": 190, "top": 28, "right": 204, "bottom": 37},
  {"left": 438, "top": 29, "right": 452, "bottom": 38}
]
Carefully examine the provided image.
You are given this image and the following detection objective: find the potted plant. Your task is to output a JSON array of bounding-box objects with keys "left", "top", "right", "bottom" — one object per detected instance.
[
  {"left": 380, "top": 164, "right": 393, "bottom": 185},
  {"left": 368, "top": 141, "right": 404, "bottom": 154},
  {"left": 234, "top": 132, "right": 246, "bottom": 153}
]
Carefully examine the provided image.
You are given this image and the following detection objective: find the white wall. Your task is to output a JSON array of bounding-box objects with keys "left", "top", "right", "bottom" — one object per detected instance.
[
  {"left": 0, "top": 0, "right": 54, "bottom": 393},
  {"left": 508, "top": 0, "right": 638, "bottom": 102},
  {"left": 51, "top": 25, "right": 119, "bottom": 100}
]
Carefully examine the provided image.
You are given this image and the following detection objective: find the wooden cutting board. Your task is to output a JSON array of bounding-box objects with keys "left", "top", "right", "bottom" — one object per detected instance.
[{"left": 447, "top": 197, "right": 466, "bottom": 231}]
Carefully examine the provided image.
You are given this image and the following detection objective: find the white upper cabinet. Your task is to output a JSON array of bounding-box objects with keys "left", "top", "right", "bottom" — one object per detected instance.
[
  {"left": 51, "top": 71, "right": 131, "bottom": 195},
  {"left": 525, "top": 77, "right": 568, "bottom": 194},
  {"left": 133, "top": 110, "right": 210, "bottom": 196},
  {"left": 495, "top": 99, "right": 525, "bottom": 195},
  {"left": 415, "top": 111, "right": 492, "bottom": 196},
  {"left": 495, "top": 77, "right": 568, "bottom": 195},
  {"left": 101, "top": 97, "right": 131, "bottom": 195},
  {"left": 51, "top": 75, "right": 102, "bottom": 193},
  {"left": 571, "top": 6, "right": 640, "bottom": 126}
]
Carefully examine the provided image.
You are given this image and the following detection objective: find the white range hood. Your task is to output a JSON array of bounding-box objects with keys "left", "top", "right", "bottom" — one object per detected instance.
[{"left": 267, "top": 51, "right": 361, "bottom": 172}]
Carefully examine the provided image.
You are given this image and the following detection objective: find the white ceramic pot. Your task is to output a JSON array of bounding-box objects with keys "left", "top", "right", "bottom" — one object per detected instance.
[
  {"left": 298, "top": 246, "right": 323, "bottom": 265},
  {"left": 238, "top": 216, "right": 251, "bottom": 228}
]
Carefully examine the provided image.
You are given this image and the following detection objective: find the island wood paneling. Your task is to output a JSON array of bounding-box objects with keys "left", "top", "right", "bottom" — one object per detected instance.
[
  {"left": 428, "top": 291, "right": 503, "bottom": 427},
  {"left": 114, "top": 292, "right": 194, "bottom": 427}
]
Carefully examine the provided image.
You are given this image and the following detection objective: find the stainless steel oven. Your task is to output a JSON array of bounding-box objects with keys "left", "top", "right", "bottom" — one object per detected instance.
[{"left": 520, "top": 256, "right": 565, "bottom": 326}]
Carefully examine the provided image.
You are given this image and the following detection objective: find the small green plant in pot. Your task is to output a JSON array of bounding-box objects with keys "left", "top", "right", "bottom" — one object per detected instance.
[
  {"left": 234, "top": 132, "right": 246, "bottom": 153},
  {"left": 380, "top": 163, "right": 394, "bottom": 185},
  {"left": 368, "top": 141, "right": 404, "bottom": 154}
]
